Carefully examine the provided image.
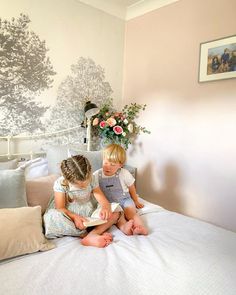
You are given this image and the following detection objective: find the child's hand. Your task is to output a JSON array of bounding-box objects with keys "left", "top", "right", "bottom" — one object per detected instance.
[
  {"left": 73, "top": 215, "right": 87, "bottom": 230},
  {"left": 134, "top": 200, "right": 144, "bottom": 209},
  {"left": 100, "top": 205, "right": 111, "bottom": 220}
]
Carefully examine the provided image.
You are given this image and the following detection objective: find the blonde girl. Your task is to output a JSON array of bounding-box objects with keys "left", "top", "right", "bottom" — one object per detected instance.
[{"left": 44, "top": 155, "right": 119, "bottom": 247}]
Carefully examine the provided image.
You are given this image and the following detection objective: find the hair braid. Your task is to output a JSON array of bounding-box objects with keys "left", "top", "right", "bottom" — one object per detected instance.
[{"left": 60, "top": 155, "right": 92, "bottom": 184}]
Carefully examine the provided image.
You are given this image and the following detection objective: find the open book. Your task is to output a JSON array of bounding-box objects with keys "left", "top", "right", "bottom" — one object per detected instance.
[{"left": 83, "top": 203, "right": 123, "bottom": 227}]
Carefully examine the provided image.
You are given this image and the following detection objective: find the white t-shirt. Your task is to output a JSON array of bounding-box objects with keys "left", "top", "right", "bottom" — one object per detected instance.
[{"left": 93, "top": 168, "right": 135, "bottom": 193}]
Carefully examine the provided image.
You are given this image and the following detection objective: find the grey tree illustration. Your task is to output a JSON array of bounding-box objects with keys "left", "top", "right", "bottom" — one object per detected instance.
[
  {"left": 45, "top": 57, "right": 113, "bottom": 145},
  {"left": 0, "top": 14, "right": 56, "bottom": 135}
]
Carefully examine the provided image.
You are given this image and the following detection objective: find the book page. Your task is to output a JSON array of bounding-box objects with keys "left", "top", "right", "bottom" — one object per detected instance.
[{"left": 83, "top": 218, "right": 107, "bottom": 227}]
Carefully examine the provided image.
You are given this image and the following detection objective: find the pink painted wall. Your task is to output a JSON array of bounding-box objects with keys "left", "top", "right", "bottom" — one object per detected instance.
[{"left": 123, "top": 0, "right": 236, "bottom": 231}]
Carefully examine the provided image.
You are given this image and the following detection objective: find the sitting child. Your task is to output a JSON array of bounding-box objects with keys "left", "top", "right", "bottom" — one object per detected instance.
[
  {"left": 43, "top": 155, "right": 120, "bottom": 247},
  {"left": 94, "top": 143, "right": 148, "bottom": 235}
]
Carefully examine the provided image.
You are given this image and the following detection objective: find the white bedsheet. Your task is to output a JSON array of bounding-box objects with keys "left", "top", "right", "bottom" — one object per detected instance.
[{"left": 1, "top": 200, "right": 236, "bottom": 295}]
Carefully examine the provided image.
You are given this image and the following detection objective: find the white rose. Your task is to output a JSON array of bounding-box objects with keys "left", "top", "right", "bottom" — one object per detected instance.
[
  {"left": 123, "top": 119, "right": 128, "bottom": 125},
  {"left": 122, "top": 132, "right": 126, "bottom": 137},
  {"left": 127, "top": 123, "right": 133, "bottom": 133}
]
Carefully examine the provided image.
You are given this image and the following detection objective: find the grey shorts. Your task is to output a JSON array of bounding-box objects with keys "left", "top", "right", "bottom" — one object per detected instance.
[{"left": 119, "top": 197, "right": 135, "bottom": 209}]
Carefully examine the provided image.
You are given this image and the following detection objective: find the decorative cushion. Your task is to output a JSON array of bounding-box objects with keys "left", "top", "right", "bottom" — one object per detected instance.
[
  {"left": 0, "top": 158, "right": 18, "bottom": 170},
  {"left": 0, "top": 206, "right": 55, "bottom": 261},
  {"left": 68, "top": 149, "right": 102, "bottom": 172},
  {"left": 26, "top": 174, "right": 59, "bottom": 214},
  {"left": 0, "top": 168, "right": 27, "bottom": 209}
]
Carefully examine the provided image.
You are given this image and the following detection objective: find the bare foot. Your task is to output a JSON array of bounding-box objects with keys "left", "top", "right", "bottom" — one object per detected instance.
[
  {"left": 119, "top": 220, "right": 135, "bottom": 235},
  {"left": 81, "top": 233, "right": 113, "bottom": 248},
  {"left": 102, "top": 232, "right": 113, "bottom": 240},
  {"left": 132, "top": 225, "right": 148, "bottom": 236}
]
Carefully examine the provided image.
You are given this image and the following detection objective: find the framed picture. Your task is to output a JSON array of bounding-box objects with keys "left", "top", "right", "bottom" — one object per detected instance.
[{"left": 199, "top": 35, "right": 236, "bottom": 82}]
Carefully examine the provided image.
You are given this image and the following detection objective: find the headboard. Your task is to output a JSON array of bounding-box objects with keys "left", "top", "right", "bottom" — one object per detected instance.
[{"left": 0, "top": 125, "right": 83, "bottom": 160}]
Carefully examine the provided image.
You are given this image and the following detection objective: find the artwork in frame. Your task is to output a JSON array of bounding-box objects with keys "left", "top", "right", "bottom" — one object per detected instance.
[{"left": 199, "top": 35, "right": 236, "bottom": 82}]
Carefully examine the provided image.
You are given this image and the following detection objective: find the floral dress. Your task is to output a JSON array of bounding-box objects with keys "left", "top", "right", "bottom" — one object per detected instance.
[{"left": 43, "top": 176, "right": 98, "bottom": 239}]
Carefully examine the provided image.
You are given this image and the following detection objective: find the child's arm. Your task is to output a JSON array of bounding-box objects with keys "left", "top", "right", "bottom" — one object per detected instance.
[
  {"left": 54, "top": 192, "right": 87, "bottom": 230},
  {"left": 128, "top": 184, "right": 144, "bottom": 209},
  {"left": 92, "top": 186, "right": 111, "bottom": 220}
]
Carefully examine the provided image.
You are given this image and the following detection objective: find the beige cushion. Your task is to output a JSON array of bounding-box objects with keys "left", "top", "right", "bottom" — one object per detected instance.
[
  {"left": 0, "top": 206, "right": 55, "bottom": 261},
  {"left": 26, "top": 174, "right": 58, "bottom": 214}
]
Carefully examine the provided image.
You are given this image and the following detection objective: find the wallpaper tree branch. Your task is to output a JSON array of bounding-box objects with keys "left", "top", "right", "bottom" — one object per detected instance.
[
  {"left": 0, "top": 14, "right": 56, "bottom": 135},
  {"left": 0, "top": 13, "right": 114, "bottom": 149}
]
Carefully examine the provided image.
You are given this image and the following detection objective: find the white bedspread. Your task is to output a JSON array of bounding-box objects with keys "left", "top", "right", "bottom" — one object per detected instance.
[{"left": 1, "top": 200, "right": 236, "bottom": 295}]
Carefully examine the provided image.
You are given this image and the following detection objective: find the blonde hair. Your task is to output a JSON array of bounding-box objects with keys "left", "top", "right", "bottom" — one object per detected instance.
[
  {"left": 103, "top": 144, "right": 126, "bottom": 165},
  {"left": 60, "top": 155, "right": 92, "bottom": 186}
]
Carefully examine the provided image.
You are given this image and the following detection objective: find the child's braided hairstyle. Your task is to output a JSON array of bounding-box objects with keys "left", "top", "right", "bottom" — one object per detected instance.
[{"left": 60, "top": 155, "right": 92, "bottom": 188}]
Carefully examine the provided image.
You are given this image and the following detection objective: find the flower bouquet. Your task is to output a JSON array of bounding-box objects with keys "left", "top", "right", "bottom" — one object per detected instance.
[{"left": 92, "top": 100, "right": 150, "bottom": 149}]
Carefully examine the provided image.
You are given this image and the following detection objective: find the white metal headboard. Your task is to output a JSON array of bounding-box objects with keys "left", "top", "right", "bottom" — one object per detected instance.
[{"left": 0, "top": 125, "right": 83, "bottom": 159}]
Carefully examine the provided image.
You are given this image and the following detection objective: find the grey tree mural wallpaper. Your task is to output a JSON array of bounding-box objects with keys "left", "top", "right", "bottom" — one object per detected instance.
[
  {"left": 0, "top": 14, "right": 113, "bottom": 148},
  {"left": 45, "top": 57, "right": 113, "bottom": 145},
  {"left": 0, "top": 14, "right": 56, "bottom": 135}
]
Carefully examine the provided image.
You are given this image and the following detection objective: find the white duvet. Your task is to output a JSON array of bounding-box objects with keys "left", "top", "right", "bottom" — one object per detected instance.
[{"left": 1, "top": 200, "right": 236, "bottom": 295}]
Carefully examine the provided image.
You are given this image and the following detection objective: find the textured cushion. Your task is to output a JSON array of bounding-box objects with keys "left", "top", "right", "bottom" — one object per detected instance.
[
  {"left": 0, "top": 158, "right": 18, "bottom": 170},
  {"left": 0, "top": 168, "right": 27, "bottom": 209},
  {"left": 0, "top": 206, "right": 55, "bottom": 261},
  {"left": 26, "top": 174, "right": 58, "bottom": 214},
  {"left": 68, "top": 149, "right": 102, "bottom": 172}
]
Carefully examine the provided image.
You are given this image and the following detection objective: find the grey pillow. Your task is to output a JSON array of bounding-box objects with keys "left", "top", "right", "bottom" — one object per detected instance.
[
  {"left": 0, "top": 168, "right": 27, "bottom": 209},
  {"left": 0, "top": 158, "right": 18, "bottom": 170},
  {"left": 68, "top": 149, "right": 102, "bottom": 172}
]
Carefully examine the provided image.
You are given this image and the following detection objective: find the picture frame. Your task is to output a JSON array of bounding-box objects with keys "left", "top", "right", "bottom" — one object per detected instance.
[{"left": 198, "top": 35, "right": 236, "bottom": 82}]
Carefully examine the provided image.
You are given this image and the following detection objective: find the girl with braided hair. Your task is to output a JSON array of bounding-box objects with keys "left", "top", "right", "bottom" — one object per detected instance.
[{"left": 43, "top": 155, "right": 119, "bottom": 247}]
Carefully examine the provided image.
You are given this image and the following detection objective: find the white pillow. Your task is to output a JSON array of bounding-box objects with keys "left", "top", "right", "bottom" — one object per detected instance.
[
  {"left": 46, "top": 145, "right": 68, "bottom": 175},
  {"left": 68, "top": 149, "right": 102, "bottom": 172},
  {"left": 18, "top": 157, "right": 49, "bottom": 180}
]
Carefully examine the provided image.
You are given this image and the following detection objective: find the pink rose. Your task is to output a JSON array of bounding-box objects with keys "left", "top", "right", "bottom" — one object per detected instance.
[
  {"left": 113, "top": 125, "right": 123, "bottom": 135},
  {"left": 106, "top": 117, "right": 117, "bottom": 127},
  {"left": 99, "top": 121, "right": 107, "bottom": 129},
  {"left": 114, "top": 112, "right": 121, "bottom": 117},
  {"left": 92, "top": 118, "right": 99, "bottom": 126}
]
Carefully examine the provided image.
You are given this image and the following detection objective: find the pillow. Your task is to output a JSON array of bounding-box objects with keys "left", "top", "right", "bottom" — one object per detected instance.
[
  {"left": 68, "top": 149, "right": 102, "bottom": 172},
  {"left": 0, "top": 168, "right": 27, "bottom": 209},
  {"left": 26, "top": 174, "right": 59, "bottom": 214},
  {"left": 18, "top": 157, "right": 49, "bottom": 180},
  {"left": 0, "top": 206, "right": 55, "bottom": 261},
  {"left": 46, "top": 145, "right": 68, "bottom": 175},
  {"left": 0, "top": 158, "right": 18, "bottom": 170}
]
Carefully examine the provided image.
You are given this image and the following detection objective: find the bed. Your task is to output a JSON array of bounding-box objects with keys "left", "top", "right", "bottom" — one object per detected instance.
[{"left": 0, "top": 146, "right": 236, "bottom": 295}]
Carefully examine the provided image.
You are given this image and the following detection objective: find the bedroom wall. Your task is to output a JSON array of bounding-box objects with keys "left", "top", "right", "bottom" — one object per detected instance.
[
  {"left": 123, "top": 0, "right": 236, "bottom": 231},
  {"left": 0, "top": 0, "right": 125, "bottom": 154}
]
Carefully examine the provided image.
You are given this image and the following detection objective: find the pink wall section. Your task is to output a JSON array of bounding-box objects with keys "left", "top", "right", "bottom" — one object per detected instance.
[{"left": 123, "top": 0, "right": 236, "bottom": 231}]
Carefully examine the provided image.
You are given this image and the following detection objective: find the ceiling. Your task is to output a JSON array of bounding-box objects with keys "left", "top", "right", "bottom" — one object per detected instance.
[{"left": 78, "top": 0, "right": 179, "bottom": 20}]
